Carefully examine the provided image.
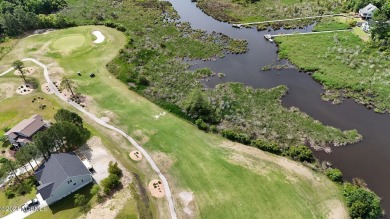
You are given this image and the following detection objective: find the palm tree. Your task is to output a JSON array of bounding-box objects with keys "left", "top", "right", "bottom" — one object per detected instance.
[
  {"left": 60, "top": 77, "right": 75, "bottom": 96},
  {"left": 12, "top": 60, "right": 27, "bottom": 84}
]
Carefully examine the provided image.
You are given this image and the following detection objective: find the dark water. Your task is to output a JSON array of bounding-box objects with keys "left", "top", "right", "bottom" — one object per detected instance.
[{"left": 168, "top": 0, "right": 390, "bottom": 214}]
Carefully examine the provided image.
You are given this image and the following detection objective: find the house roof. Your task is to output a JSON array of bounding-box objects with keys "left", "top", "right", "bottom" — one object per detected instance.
[
  {"left": 360, "top": 3, "right": 378, "bottom": 14},
  {"left": 5, "top": 115, "right": 45, "bottom": 138},
  {"left": 35, "top": 153, "right": 91, "bottom": 200}
]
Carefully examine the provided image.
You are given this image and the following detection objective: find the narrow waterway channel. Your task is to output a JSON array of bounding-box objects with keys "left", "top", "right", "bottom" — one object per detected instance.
[{"left": 169, "top": 0, "right": 390, "bottom": 214}]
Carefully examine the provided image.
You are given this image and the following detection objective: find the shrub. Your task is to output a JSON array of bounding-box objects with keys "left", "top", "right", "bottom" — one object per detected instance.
[
  {"left": 209, "top": 125, "right": 218, "bottom": 133},
  {"left": 74, "top": 193, "right": 90, "bottom": 212},
  {"left": 195, "top": 119, "right": 208, "bottom": 131},
  {"left": 108, "top": 161, "right": 123, "bottom": 178},
  {"left": 138, "top": 75, "right": 149, "bottom": 86},
  {"left": 284, "top": 145, "right": 315, "bottom": 163},
  {"left": 221, "top": 130, "right": 251, "bottom": 145},
  {"left": 342, "top": 183, "right": 383, "bottom": 219},
  {"left": 2, "top": 127, "right": 10, "bottom": 132},
  {"left": 5, "top": 189, "right": 15, "bottom": 199},
  {"left": 251, "top": 139, "right": 282, "bottom": 155},
  {"left": 101, "top": 174, "right": 121, "bottom": 195},
  {"left": 0, "top": 158, "right": 8, "bottom": 163},
  {"left": 90, "top": 184, "right": 101, "bottom": 195},
  {"left": 326, "top": 168, "right": 343, "bottom": 182}
]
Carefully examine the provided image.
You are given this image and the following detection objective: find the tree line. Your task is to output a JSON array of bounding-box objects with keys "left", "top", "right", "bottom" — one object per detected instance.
[
  {"left": 0, "top": 0, "right": 74, "bottom": 38},
  {"left": 0, "top": 109, "right": 90, "bottom": 185}
]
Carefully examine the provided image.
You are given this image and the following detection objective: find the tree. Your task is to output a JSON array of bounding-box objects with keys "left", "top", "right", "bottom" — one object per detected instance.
[
  {"left": 32, "top": 131, "right": 55, "bottom": 160},
  {"left": 74, "top": 193, "right": 90, "bottom": 212},
  {"left": 371, "top": 10, "right": 390, "bottom": 45},
  {"left": 60, "top": 77, "right": 75, "bottom": 96},
  {"left": 54, "top": 109, "right": 83, "bottom": 127},
  {"left": 4, "top": 159, "right": 22, "bottom": 184},
  {"left": 12, "top": 60, "right": 27, "bottom": 84},
  {"left": 15, "top": 150, "right": 33, "bottom": 176},
  {"left": 101, "top": 174, "right": 120, "bottom": 195},
  {"left": 22, "top": 143, "right": 41, "bottom": 167},
  {"left": 108, "top": 161, "right": 122, "bottom": 177},
  {"left": 49, "top": 122, "right": 90, "bottom": 151},
  {"left": 342, "top": 182, "right": 383, "bottom": 219},
  {"left": 184, "top": 89, "right": 217, "bottom": 123}
]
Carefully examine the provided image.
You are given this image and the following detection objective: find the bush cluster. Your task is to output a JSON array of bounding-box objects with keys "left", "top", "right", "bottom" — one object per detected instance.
[{"left": 101, "top": 161, "right": 122, "bottom": 195}]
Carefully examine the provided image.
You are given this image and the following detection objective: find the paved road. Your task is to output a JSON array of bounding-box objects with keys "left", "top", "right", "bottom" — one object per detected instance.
[{"left": 1, "top": 58, "right": 177, "bottom": 219}]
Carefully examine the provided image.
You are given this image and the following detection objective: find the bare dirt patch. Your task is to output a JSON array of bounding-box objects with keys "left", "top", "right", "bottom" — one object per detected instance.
[
  {"left": 76, "top": 136, "right": 131, "bottom": 184},
  {"left": 152, "top": 152, "right": 174, "bottom": 172},
  {"left": 132, "top": 130, "right": 149, "bottom": 145},
  {"left": 100, "top": 116, "right": 110, "bottom": 123},
  {"left": 179, "top": 191, "right": 195, "bottom": 218},
  {"left": 148, "top": 179, "right": 165, "bottom": 198},
  {"left": 220, "top": 141, "right": 319, "bottom": 182},
  {"left": 324, "top": 199, "right": 349, "bottom": 219},
  {"left": 79, "top": 185, "right": 133, "bottom": 219},
  {"left": 0, "top": 83, "right": 15, "bottom": 99},
  {"left": 41, "top": 83, "right": 54, "bottom": 94},
  {"left": 14, "top": 67, "right": 35, "bottom": 76},
  {"left": 129, "top": 150, "right": 142, "bottom": 161}
]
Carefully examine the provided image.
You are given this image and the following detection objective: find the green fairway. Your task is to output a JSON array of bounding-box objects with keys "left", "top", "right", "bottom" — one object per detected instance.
[
  {"left": 51, "top": 34, "right": 86, "bottom": 52},
  {"left": 0, "top": 26, "right": 348, "bottom": 218}
]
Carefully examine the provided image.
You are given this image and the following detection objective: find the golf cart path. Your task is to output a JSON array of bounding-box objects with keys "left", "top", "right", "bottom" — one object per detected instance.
[{"left": 0, "top": 58, "right": 177, "bottom": 219}]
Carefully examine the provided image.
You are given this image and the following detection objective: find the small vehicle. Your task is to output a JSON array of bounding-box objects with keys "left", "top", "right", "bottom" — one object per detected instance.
[{"left": 21, "top": 199, "right": 39, "bottom": 212}]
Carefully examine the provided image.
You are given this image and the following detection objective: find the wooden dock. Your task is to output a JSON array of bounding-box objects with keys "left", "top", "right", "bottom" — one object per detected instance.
[
  {"left": 268, "top": 29, "right": 351, "bottom": 38},
  {"left": 233, "top": 14, "right": 346, "bottom": 27}
]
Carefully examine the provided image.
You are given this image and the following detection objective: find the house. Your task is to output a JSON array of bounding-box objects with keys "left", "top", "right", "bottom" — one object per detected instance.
[
  {"left": 5, "top": 115, "right": 46, "bottom": 149},
  {"left": 34, "top": 153, "right": 93, "bottom": 205},
  {"left": 359, "top": 3, "right": 378, "bottom": 19}
]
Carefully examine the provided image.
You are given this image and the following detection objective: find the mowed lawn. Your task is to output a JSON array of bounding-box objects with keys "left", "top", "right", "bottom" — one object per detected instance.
[{"left": 0, "top": 26, "right": 348, "bottom": 218}]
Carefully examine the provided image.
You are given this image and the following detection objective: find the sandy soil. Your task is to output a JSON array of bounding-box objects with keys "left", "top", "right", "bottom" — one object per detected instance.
[
  {"left": 148, "top": 179, "right": 165, "bottom": 198},
  {"left": 0, "top": 83, "right": 15, "bottom": 99},
  {"left": 14, "top": 67, "right": 35, "bottom": 76},
  {"left": 152, "top": 152, "right": 174, "bottom": 172},
  {"left": 78, "top": 184, "right": 132, "bottom": 219},
  {"left": 179, "top": 191, "right": 195, "bottom": 217},
  {"left": 325, "top": 200, "right": 349, "bottom": 219},
  {"left": 100, "top": 117, "right": 110, "bottom": 123},
  {"left": 129, "top": 150, "right": 142, "bottom": 161},
  {"left": 92, "top": 31, "right": 105, "bottom": 44},
  {"left": 76, "top": 136, "right": 131, "bottom": 184},
  {"left": 41, "top": 83, "right": 54, "bottom": 94},
  {"left": 132, "top": 130, "right": 149, "bottom": 145},
  {"left": 16, "top": 84, "right": 33, "bottom": 95},
  {"left": 220, "top": 141, "right": 319, "bottom": 182}
]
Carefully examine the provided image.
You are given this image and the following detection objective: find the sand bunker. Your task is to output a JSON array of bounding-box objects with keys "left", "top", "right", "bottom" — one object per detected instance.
[
  {"left": 92, "top": 31, "right": 105, "bottom": 44},
  {"left": 14, "top": 67, "right": 35, "bottom": 76},
  {"left": 179, "top": 191, "right": 194, "bottom": 216},
  {"left": 41, "top": 83, "right": 54, "bottom": 94},
  {"left": 148, "top": 179, "right": 165, "bottom": 198},
  {"left": 129, "top": 150, "right": 142, "bottom": 161},
  {"left": 16, "top": 84, "right": 33, "bottom": 95},
  {"left": 100, "top": 117, "right": 110, "bottom": 123}
]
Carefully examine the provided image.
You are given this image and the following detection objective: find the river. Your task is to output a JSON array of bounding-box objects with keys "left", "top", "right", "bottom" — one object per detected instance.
[{"left": 169, "top": 0, "right": 390, "bottom": 215}]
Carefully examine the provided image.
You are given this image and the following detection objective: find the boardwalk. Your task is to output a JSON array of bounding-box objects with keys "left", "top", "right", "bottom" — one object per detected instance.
[
  {"left": 267, "top": 29, "right": 351, "bottom": 38},
  {"left": 233, "top": 14, "right": 346, "bottom": 27}
]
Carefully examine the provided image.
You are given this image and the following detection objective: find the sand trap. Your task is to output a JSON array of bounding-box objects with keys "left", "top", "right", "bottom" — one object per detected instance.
[
  {"left": 92, "top": 31, "right": 105, "bottom": 44},
  {"left": 179, "top": 192, "right": 194, "bottom": 216},
  {"left": 129, "top": 150, "right": 142, "bottom": 161},
  {"left": 16, "top": 84, "right": 33, "bottom": 95},
  {"left": 100, "top": 117, "right": 110, "bottom": 123},
  {"left": 41, "top": 83, "right": 54, "bottom": 94},
  {"left": 148, "top": 179, "right": 165, "bottom": 198},
  {"left": 14, "top": 67, "right": 35, "bottom": 76}
]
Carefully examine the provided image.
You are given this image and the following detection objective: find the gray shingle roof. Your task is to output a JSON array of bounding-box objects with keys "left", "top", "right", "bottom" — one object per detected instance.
[
  {"left": 35, "top": 153, "right": 91, "bottom": 200},
  {"left": 360, "top": 3, "right": 378, "bottom": 14}
]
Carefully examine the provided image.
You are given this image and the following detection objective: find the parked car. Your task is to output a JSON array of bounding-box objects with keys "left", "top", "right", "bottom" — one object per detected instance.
[{"left": 21, "top": 199, "right": 39, "bottom": 212}]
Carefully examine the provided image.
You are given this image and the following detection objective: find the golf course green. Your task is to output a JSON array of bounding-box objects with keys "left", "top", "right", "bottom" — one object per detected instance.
[{"left": 0, "top": 26, "right": 348, "bottom": 218}]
